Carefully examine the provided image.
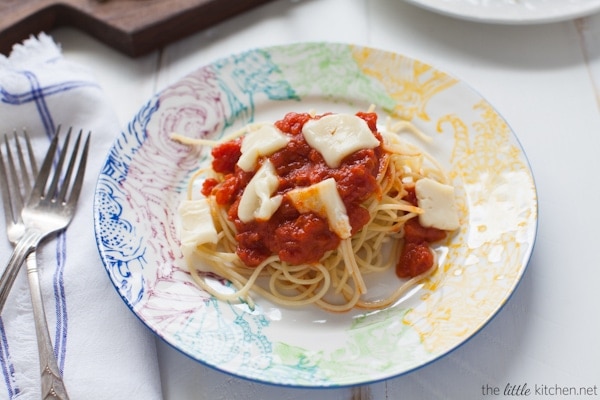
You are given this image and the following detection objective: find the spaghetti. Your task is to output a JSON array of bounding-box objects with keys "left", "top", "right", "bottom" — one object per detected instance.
[{"left": 174, "top": 109, "right": 459, "bottom": 312}]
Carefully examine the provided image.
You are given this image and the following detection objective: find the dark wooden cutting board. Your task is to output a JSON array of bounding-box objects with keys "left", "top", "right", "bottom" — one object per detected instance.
[{"left": 0, "top": 0, "right": 275, "bottom": 57}]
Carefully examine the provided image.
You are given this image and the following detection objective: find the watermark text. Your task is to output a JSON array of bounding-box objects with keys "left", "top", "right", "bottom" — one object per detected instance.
[{"left": 482, "top": 383, "right": 598, "bottom": 397}]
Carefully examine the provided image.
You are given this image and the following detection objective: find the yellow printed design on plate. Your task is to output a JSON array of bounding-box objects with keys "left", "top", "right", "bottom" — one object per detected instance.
[
  {"left": 350, "top": 46, "right": 535, "bottom": 353},
  {"left": 407, "top": 101, "right": 536, "bottom": 353},
  {"left": 351, "top": 46, "right": 458, "bottom": 121}
]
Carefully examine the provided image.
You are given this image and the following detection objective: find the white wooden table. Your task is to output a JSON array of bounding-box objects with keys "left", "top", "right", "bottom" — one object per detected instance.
[{"left": 51, "top": 1, "right": 600, "bottom": 398}]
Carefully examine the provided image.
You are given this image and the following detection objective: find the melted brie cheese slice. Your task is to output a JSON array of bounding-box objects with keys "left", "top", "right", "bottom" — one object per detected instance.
[
  {"left": 415, "top": 177, "right": 460, "bottom": 231},
  {"left": 286, "top": 178, "right": 352, "bottom": 239},
  {"left": 178, "top": 198, "right": 218, "bottom": 271},
  {"left": 238, "top": 160, "right": 283, "bottom": 223},
  {"left": 301, "top": 114, "right": 380, "bottom": 168},
  {"left": 237, "top": 124, "right": 290, "bottom": 172}
]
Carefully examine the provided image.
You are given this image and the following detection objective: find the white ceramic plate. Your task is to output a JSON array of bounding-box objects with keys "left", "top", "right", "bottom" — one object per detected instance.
[
  {"left": 404, "top": 0, "right": 600, "bottom": 24},
  {"left": 93, "top": 42, "right": 537, "bottom": 387}
]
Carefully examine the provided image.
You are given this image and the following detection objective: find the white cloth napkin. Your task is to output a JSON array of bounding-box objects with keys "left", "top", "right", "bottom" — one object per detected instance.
[{"left": 0, "top": 34, "right": 162, "bottom": 400}]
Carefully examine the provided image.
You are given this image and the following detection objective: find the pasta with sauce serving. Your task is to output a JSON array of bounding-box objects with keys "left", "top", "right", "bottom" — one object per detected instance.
[{"left": 173, "top": 108, "right": 459, "bottom": 313}]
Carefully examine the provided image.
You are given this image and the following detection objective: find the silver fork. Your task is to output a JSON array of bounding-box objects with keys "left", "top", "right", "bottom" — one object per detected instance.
[{"left": 0, "top": 127, "right": 90, "bottom": 399}]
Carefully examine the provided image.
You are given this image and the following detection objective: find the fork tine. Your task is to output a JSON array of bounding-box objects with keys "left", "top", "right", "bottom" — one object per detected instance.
[
  {"left": 59, "top": 130, "right": 90, "bottom": 204},
  {"left": 0, "top": 136, "right": 15, "bottom": 225},
  {"left": 13, "top": 131, "right": 30, "bottom": 191},
  {"left": 22, "top": 129, "right": 38, "bottom": 179},
  {"left": 69, "top": 131, "right": 90, "bottom": 204},
  {"left": 57, "top": 129, "right": 83, "bottom": 202},
  {"left": 13, "top": 129, "right": 38, "bottom": 200},
  {"left": 4, "top": 134, "right": 25, "bottom": 216},
  {"left": 30, "top": 132, "right": 60, "bottom": 202},
  {"left": 45, "top": 126, "right": 72, "bottom": 200}
]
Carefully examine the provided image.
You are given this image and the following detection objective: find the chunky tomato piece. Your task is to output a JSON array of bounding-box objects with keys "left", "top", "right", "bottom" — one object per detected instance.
[
  {"left": 201, "top": 178, "right": 219, "bottom": 196},
  {"left": 211, "top": 139, "right": 241, "bottom": 174},
  {"left": 404, "top": 218, "right": 447, "bottom": 243},
  {"left": 274, "top": 112, "right": 311, "bottom": 135},
  {"left": 395, "top": 218, "right": 447, "bottom": 278},
  {"left": 396, "top": 242, "right": 434, "bottom": 278}
]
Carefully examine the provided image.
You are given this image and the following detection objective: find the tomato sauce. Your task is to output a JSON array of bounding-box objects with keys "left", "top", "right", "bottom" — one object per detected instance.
[
  {"left": 207, "top": 112, "right": 383, "bottom": 267},
  {"left": 206, "top": 111, "right": 445, "bottom": 278}
]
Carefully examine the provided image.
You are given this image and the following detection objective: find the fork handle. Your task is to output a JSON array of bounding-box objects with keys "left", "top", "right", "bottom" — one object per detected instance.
[
  {"left": 0, "top": 229, "right": 41, "bottom": 313},
  {"left": 26, "top": 252, "right": 70, "bottom": 400}
]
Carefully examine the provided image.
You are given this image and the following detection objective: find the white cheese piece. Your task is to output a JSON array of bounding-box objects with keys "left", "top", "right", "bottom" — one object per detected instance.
[
  {"left": 301, "top": 114, "right": 380, "bottom": 168},
  {"left": 178, "top": 199, "right": 218, "bottom": 270},
  {"left": 286, "top": 178, "right": 352, "bottom": 239},
  {"left": 237, "top": 124, "right": 290, "bottom": 172},
  {"left": 415, "top": 177, "right": 460, "bottom": 231},
  {"left": 238, "top": 160, "right": 283, "bottom": 222}
]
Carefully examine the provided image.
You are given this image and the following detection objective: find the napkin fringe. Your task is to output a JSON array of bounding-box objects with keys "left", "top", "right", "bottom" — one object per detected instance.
[
  {"left": 0, "top": 33, "right": 61, "bottom": 69},
  {"left": 1, "top": 283, "right": 39, "bottom": 396}
]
